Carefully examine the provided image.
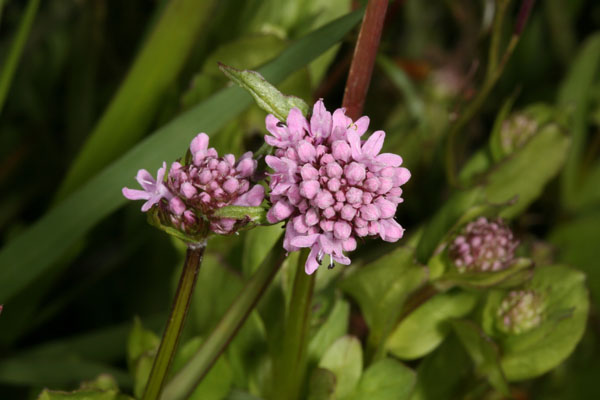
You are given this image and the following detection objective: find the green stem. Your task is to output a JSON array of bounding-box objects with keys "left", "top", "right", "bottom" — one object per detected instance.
[
  {"left": 486, "top": 0, "right": 511, "bottom": 81},
  {"left": 142, "top": 243, "right": 206, "bottom": 400},
  {"left": 271, "top": 249, "right": 316, "bottom": 400},
  {"left": 161, "top": 239, "right": 286, "bottom": 400},
  {"left": 0, "top": 0, "right": 40, "bottom": 114}
]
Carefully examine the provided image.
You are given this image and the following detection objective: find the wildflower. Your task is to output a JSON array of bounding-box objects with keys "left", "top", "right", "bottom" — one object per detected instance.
[
  {"left": 449, "top": 217, "right": 518, "bottom": 273},
  {"left": 265, "top": 100, "right": 410, "bottom": 274},
  {"left": 496, "top": 289, "right": 544, "bottom": 335},
  {"left": 122, "top": 133, "right": 264, "bottom": 236}
]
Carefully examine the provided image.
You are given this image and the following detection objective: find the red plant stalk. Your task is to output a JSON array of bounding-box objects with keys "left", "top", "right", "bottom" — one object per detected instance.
[{"left": 342, "top": 0, "right": 389, "bottom": 120}]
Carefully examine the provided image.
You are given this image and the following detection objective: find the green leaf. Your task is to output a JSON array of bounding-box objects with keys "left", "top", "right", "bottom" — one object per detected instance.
[
  {"left": 501, "top": 266, "right": 589, "bottom": 381},
  {"left": 416, "top": 187, "right": 485, "bottom": 264},
  {"left": 212, "top": 205, "right": 268, "bottom": 224},
  {"left": 344, "top": 358, "right": 416, "bottom": 400},
  {"left": 220, "top": 64, "right": 309, "bottom": 121},
  {"left": 434, "top": 258, "right": 533, "bottom": 290},
  {"left": 558, "top": 32, "right": 600, "bottom": 209},
  {"left": 0, "top": 10, "right": 364, "bottom": 304},
  {"left": 549, "top": 210, "right": 600, "bottom": 306},
  {"left": 377, "top": 55, "right": 424, "bottom": 120},
  {"left": 385, "top": 290, "right": 479, "bottom": 360},
  {"left": 38, "top": 375, "right": 134, "bottom": 400},
  {"left": 307, "top": 368, "right": 337, "bottom": 400},
  {"left": 481, "top": 265, "right": 589, "bottom": 381},
  {"left": 243, "top": 224, "right": 284, "bottom": 277},
  {"left": 56, "top": 0, "right": 218, "bottom": 198},
  {"left": 484, "top": 122, "right": 570, "bottom": 219},
  {"left": 318, "top": 336, "right": 362, "bottom": 399},
  {"left": 340, "top": 247, "right": 427, "bottom": 358},
  {"left": 450, "top": 320, "right": 510, "bottom": 396},
  {"left": 308, "top": 299, "right": 351, "bottom": 366}
]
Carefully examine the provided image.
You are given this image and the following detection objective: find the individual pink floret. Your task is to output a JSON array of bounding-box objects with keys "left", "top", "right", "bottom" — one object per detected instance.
[
  {"left": 122, "top": 162, "right": 173, "bottom": 212},
  {"left": 265, "top": 100, "right": 410, "bottom": 274}
]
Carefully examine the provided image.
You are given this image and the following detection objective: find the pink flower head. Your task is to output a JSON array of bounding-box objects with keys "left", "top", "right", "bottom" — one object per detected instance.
[
  {"left": 265, "top": 100, "right": 410, "bottom": 274},
  {"left": 122, "top": 133, "right": 264, "bottom": 236},
  {"left": 449, "top": 217, "right": 519, "bottom": 272},
  {"left": 122, "top": 162, "right": 173, "bottom": 212}
]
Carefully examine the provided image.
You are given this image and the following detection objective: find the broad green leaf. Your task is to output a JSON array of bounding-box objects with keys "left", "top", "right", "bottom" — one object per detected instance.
[
  {"left": 0, "top": 10, "right": 364, "bottom": 304},
  {"left": 224, "top": 390, "right": 264, "bottom": 400},
  {"left": 220, "top": 64, "right": 309, "bottom": 120},
  {"left": 451, "top": 320, "right": 509, "bottom": 396},
  {"left": 57, "top": 0, "right": 217, "bottom": 198},
  {"left": 549, "top": 210, "right": 600, "bottom": 306},
  {"left": 308, "top": 298, "right": 350, "bottom": 365},
  {"left": 409, "top": 335, "right": 472, "bottom": 400},
  {"left": 481, "top": 265, "right": 589, "bottom": 381},
  {"left": 558, "top": 32, "right": 600, "bottom": 209},
  {"left": 318, "top": 336, "right": 363, "bottom": 399},
  {"left": 488, "top": 94, "right": 519, "bottom": 162},
  {"left": 307, "top": 368, "right": 337, "bottom": 400},
  {"left": 484, "top": 123, "right": 570, "bottom": 219},
  {"left": 171, "top": 337, "right": 233, "bottom": 400},
  {"left": 416, "top": 187, "right": 485, "bottom": 264},
  {"left": 340, "top": 247, "right": 427, "bottom": 356},
  {"left": 385, "top": 290, "right": 479, "bottom": 360},
  {"left": 344, "top": 358, "right": 416, "bottom": 400},
  {"left": 434, "top": 258, "right": 533, "bottom": 290},
  {"left": 243, "top": 224, "right": 284, "bottom": 276}
]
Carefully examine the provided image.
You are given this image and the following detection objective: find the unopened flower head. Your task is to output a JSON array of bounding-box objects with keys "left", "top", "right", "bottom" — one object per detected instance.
[
  {"left": 449, "top": 217, "right": 518, "bottom": 273},
  {"left": 122, "top": 133, "right": 264, "bottom": 236},
  {"left": 500, "top": 113, "right": 538, "bottom": 154},
  {"left": 265, "top": 100, "right": 410, "bottom": 274},
  {"left": 496, "top": 289, "right": 544, "bottom": 335}
]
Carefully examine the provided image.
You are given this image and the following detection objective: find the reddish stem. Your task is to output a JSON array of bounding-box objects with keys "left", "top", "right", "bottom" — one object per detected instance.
[{"left": 342, "top": 0, "right": 388, "bottom": 120}]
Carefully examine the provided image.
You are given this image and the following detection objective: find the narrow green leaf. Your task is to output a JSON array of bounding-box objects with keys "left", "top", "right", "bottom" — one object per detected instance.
[
  {"left": 344, "top": 358, "right": 416, "bottom": 400},
  {"left": 127, "top": 318, "right": 160, "bottom": 373},
  {"left": 220, "top": 64, "right": 309, "bottom": 120},
  {"left": 57, "top": 0, "right": 218, "bottom": 198},
  {"left": 451, "top": 320, "right": 510, "bottom": 395},
  {"left": 0, "top": 10, "right": 364, "bottom": 304},
  {"left": 0, "top": 0, "right": 40, "bottom": 114},
  {"left": 243, "top": 224, "right": 284, "bottom": 277},
  {"left": 318, "top": 336, "right": 363, "bottom": 399},
  {"left": 377, "top": 55, "right": 424, "bottom": 120},
  {"left": 385, "top": 291, "right": 479, "bottom": 360}
]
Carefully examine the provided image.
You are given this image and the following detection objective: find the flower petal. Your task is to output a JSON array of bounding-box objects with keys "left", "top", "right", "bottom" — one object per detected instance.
[{"left": 361, "top": 130, "right": 385, "bottom": 157}]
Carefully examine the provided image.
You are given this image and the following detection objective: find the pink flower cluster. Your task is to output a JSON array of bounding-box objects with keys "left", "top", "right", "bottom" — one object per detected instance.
[
  {"left": 265, "top": 100, "right": 410, "bottom": 274},
  {"left": 122, "top": 133, "right": 264, "bottom": 235},
  {"left": 449, "top": 217, "right": 518, "bottom": 273}
]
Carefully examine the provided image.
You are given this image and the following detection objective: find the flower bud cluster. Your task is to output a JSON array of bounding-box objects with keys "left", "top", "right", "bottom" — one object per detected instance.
[
  {"left": 449, "top": 217, "right": 518, "bottom": 273},
  {"left": 265, "top": 100, "right": 410, "bottom": 274},
  {"left": 123, "top": 133, "right": 264, "bottom": 236},
  {"left": 500, "top": 113, "right": 538, "bottom": 154},
  {"left": 496, "top": 289, "right": 544, "bottom": 335}
]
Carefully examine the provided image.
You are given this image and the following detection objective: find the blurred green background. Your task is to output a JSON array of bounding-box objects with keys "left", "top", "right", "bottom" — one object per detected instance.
[{"left": 1, "top": 0, "right": 600, "bottom": 399}]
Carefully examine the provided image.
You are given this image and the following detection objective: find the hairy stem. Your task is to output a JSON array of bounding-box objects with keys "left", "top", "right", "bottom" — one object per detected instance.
[
  {"left": 271, "top": 249, "right": 316, "bottom": 400},
  {"left": 342, "top": 0, "right": 388, "bottom": 120},
  {"left": 142, "top": 243, "right": 205, "bottom": 400}
]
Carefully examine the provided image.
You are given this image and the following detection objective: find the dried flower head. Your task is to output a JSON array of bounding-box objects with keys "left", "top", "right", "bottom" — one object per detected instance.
[
  {"left": 496, "top": 289, "right": 544, "bottom": 335},
  {"left": 265, "top": 100, "right": 410, "bottom": 274},
  {"left": 449, "top": 217, "right": 518, "bottom": 273},
  {"left": 122, "top": 133, "right": 264, "bottom": 237}
]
